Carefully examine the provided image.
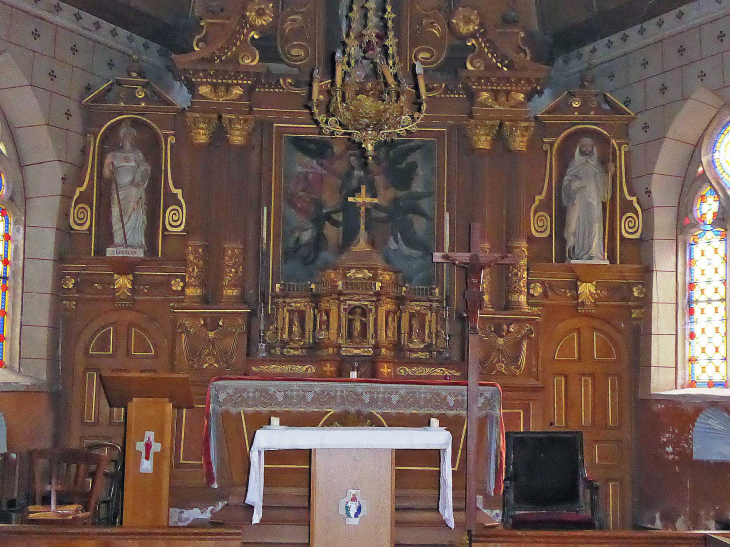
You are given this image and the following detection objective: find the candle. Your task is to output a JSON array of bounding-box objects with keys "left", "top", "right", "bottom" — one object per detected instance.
[
  {"left": 429, "top": 418, "right": 439, "bottom": 428},
  {"left": 349, "top": 370, "right": 357, "bottom": 379},
  {"left": 335, "top": 50, "right": 343, "bottom": 88},
  {"left": 270, "top": 416, "right": 280, "bottom": 427},
  {"left": 415, "top": 61, "right": 426, "bottom": 98},
  {"left": 379, "top": 61, "right": 396, "bottom": 87},
  {"left": 312, "top": 67, "right": 320, "bottom": 103}
]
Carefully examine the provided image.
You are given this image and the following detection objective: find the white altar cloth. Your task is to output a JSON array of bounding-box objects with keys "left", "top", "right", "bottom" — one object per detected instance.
[{"left": 245, "top": 426, "right": 454, "bottom": 528}]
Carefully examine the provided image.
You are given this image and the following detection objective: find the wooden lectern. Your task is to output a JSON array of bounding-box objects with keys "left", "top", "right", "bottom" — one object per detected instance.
[{"left": 100, "top": 372, "right": 194, "bottom": 527}]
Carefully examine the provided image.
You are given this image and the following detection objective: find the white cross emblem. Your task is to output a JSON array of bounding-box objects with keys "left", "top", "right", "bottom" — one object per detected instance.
[{"left": 135, "top": 430, "right": 161, "bottom": 474}]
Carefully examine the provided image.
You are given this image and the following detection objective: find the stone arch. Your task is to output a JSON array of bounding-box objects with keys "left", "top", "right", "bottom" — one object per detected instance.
[
  {"left": 0, "top": 46, "right": 70, "bottom": 384},
  {"left": 640, "top": 87, "right": 730, "bottom": 394}
]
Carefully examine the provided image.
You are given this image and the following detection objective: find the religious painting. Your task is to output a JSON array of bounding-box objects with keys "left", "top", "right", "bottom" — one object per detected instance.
[
  {"left": 271, "top": 127, "right": 445, "bottom": 288},
  {"left": 94, "top": 116, "right": 163, "bottom": 257},
  {"left": 554, "top": 128, "right": 618, "bottom": 264}
]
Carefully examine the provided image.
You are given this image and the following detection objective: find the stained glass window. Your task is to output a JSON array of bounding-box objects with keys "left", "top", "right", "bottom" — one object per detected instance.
[
  {"left": 713, "top": 121, "right": 730, "bottom": 186},
  {"left": 688, "top": 187, "right": 727, "bottom": 387}
]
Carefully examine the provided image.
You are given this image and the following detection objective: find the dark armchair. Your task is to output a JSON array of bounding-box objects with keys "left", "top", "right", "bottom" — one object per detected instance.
[{"left": 502, "top": 431, "right": 602, "bottom": 530}]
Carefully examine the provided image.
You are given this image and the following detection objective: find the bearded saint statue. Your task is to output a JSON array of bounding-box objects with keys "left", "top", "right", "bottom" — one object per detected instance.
[
  {"left": 561, "top": 137, "right": 614, "bottom": 262},
  {"left": 103, "top": 120, "right": 151, "bottom": 250}
]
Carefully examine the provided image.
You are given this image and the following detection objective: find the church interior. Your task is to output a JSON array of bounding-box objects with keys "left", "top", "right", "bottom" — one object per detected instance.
[{"left": 1, "top": 0, "right": 730, "bottom": 545}]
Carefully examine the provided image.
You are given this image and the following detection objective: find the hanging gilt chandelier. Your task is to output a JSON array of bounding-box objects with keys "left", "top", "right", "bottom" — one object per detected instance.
[{"left": 310, "top": 0, "right": 427, "bottom": 160}]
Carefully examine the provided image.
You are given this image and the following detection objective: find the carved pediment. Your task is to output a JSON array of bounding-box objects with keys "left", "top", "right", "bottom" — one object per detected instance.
[
  {"left": 537, "top": 76, "right": 635, "bottom": 124},
  {"left": 83, "top": 64, "right": 181, "bottom": 113}
]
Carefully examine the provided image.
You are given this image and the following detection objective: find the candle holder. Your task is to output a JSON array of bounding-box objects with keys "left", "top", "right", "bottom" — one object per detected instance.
[{"left": 309, "top": 0, "right": 427, "bottom": 161}]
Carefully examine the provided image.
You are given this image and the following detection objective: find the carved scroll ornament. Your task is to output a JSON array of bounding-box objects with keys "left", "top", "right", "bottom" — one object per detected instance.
[{"left": 177, "top": 316, "right": 246, "bottom": 370}]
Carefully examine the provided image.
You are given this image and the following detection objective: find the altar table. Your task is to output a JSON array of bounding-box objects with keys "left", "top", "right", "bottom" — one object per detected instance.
[
  {"left": 203, "top": 377, "right": 504, "bottom": 508},
  {"left": 245, "top": 426, "right": 455, "bottom": 527}
]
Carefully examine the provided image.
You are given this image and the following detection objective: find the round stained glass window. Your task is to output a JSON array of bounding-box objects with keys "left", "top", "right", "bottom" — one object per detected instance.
[{"left": 713, "top": 121, "right": 730, "bottom": 186}]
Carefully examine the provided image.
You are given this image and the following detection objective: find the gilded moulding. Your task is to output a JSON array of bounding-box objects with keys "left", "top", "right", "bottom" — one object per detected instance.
[
  {"left": 466, "top": 119, "right": 500, "bottom": 151},
  {"left": 164, "top": 135, "right": 186, "bottom": 233},
  {"left": 70, "top": 134, "right": 95, "bottom": 232},
  {"left": 221, "top": 114, "right": 255, "bottom": 146},
  {"left": 502, "top": 120, "right": 534, "bottom": 152},
  {"left": 186, "top": 112, "right": 219, "bottom": 145},
  {"left": 620, "top": 144, "right": 642, "bottom": 239},
  {"left": 530, "top": 142, "right": 552, "bottom": 238}
]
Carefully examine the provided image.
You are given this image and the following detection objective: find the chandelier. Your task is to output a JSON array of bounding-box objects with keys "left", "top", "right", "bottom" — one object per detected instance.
[{"left": 310, "top": 0, "right": 427, "bottom": 160}]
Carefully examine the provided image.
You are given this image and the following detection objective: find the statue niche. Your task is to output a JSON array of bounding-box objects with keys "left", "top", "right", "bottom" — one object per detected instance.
[
  {"left": 347, "top": 306, "right": 369, "bottom": 343},
  {"left": 96, "top": 118, "right": 162, "bottom": 257},
  {"left": 557, "top": 130, "right": 616, "bottom": 264}
]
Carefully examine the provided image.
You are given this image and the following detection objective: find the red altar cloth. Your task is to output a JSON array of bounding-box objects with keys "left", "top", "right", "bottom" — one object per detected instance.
[{"left": 202, "top": 376, "right": 505, "bottom": 495}]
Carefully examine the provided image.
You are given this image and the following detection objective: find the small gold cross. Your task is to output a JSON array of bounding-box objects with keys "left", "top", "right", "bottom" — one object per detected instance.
[{"left": 347, "top": 184, "right": 379, "bottom": 249}]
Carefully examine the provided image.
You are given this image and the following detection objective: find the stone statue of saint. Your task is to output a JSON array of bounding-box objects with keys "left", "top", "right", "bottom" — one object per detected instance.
[
  {"left": 103, "top": 120, "right": 151, "bottom": 250},
  {"left": 349, "top": 307, "right": 367, "bottom": 342},
  {"left": 561, "top": 137, "right": 614, "bottom": 262}
]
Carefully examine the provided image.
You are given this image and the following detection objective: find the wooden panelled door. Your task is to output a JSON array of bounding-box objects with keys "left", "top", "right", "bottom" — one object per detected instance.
[
  {"left": 68, "top": 310, "right": 169, "bottom": 449},
  {"left": 546, "top": 317, "right": 632, "bottom": 529}
]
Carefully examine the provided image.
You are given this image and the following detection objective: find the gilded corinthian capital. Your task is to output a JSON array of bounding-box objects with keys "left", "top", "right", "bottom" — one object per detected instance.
[
  {"left": 186, "top": 112, "right": 219, "bottom": 145},
  {"left": 466, "top": 120, "right": 500, "bottom": 151},
  {"left": 502, "top": 121, "right": 535, "bottom": 152},
  {"left": 221, "top": 114, "right": 255, "bottom": 146}
]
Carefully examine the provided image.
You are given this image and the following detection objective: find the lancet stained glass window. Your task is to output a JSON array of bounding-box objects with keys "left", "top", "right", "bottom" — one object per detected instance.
[
  {"left": 713, "top": 121, "right": 730, "bottom": 186},
  {"left": 688, "top": 187, "right": 727, "bottom": 387}
]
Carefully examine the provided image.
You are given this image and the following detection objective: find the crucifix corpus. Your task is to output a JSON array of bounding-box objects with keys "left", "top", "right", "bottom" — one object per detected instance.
[
  {"left": 347, "top": 184, "right": 379, "bottom": 249},
  {"left": 432, "top": 223, "right": 516, "bottom": 333}
]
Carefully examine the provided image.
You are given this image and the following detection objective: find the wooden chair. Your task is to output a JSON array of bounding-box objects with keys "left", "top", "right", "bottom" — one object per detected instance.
[
  {"left": 85, "top": 441, "right": 124, "bottom": 525},
  {"left": 25, "top": 448, "right": 110, "bottom": 525},
  {"left": 502, "top": 431, "right": 602, "bottom": 530}
]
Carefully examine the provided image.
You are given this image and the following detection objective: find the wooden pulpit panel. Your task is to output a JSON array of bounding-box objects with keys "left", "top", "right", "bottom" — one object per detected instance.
[
  {"left": 311, "top": 449, "right": 394, "bottom": 547},
  {"left": 123, "top": 397, "right": 173, "bottom": 527}
]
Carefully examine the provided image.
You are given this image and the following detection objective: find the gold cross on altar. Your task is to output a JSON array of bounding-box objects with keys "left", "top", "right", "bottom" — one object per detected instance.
[{"left": 347, "top": 184, "right": 379, "bottom": 249}]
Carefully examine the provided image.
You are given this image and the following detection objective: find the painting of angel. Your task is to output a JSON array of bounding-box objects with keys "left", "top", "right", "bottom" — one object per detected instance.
[{"left": 280, "top": 136, "right": 437, "bottom": 286}]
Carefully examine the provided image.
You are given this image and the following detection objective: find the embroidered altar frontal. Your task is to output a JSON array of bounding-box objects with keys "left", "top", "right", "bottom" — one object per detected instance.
[{"left": 204, "top": 378, "right": 503, "bottom": 507}]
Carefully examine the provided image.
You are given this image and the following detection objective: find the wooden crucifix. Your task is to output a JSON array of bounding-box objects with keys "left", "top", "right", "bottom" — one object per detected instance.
[
  {"left": 432, "top": 223, "right": 515, "bottom": 535},
  {"left": 347, "top": 184, "right": 379, "bottom": 250}
]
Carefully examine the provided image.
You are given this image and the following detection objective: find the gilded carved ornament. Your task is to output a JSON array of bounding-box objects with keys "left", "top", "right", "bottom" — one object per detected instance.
[
  {"left": 185, "top": 240, "right": 209, "bottom": 300},
  {"left": 178, "top": 316, "right": 246, "bottom": 370},
  {"left": 477, "top": 91, "right": 526, "bottom": 109},
  {"left": 245, "top": 0, "right": 275, "bottom": 28},
  {"left": 198, "top": 84, "right": 244, "bottom": 101},
  {"left": 505, "top": 241, "right": 529, "bottom": 310},
  {"left": 478, "top": 322, "right": 535, "bottom": 376},
  {"left": 221, "top": 243, "right": 244, "bottom": 300},
  {"left": 113, "top": 274, "right": 133, "bottom": 299},
  {"left": 221, "top": 114, "right": 255, "bottom": 146},
  {"left": 62, "top": 276, "right": 76, "bottom": 289},
  {"left": 466, "top": 119, "right": 500, "bottom": 150},
  {"left": 186, "top": 112, "right": 219, "bottom": 145},
  {"left": 171, "top": 278, "right": 184, "bottom": 292},
  {"left": 502, "top": 121, "right": 534, "bottom": 152}
]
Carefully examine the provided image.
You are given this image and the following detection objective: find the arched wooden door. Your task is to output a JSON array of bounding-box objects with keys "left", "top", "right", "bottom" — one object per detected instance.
[
  {"left": 69, "top": 310, "right": 169, "bottom": 448},
  {"left": 545, "top": 317, "right": 632, "bottom": 530}
]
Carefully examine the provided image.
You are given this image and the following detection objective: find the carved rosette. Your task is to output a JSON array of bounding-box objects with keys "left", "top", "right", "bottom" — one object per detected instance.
[
  {"left": 221, "top": 243, "right": 244, "bottom": 302},
  {"left": 186, "top": 112, "right": 219, "bottom": 145},
  {"left": 502, "top": 121, "right": 535, "bottom": 152},
  {"left": 466, "top": 120, "right": 500, "bottom": 151},
  {"left": 185, "top": 240, "right": 209, "bottom": 301},
  {"left": 505, "top": 240, "right": 528, "bottom": 310},
  {"left": 221, "top": 114, "right": 255, "bottom": 146}
]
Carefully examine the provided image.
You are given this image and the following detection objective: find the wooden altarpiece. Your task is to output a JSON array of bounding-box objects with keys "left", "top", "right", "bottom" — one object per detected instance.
[{"left": 56, "top": 0, "right": 643, "bottom": 538}]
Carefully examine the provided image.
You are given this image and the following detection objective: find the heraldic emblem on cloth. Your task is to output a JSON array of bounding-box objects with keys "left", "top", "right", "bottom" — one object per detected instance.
[{"left": 338, "top": 489, "right": 368, "bottom": 525}]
